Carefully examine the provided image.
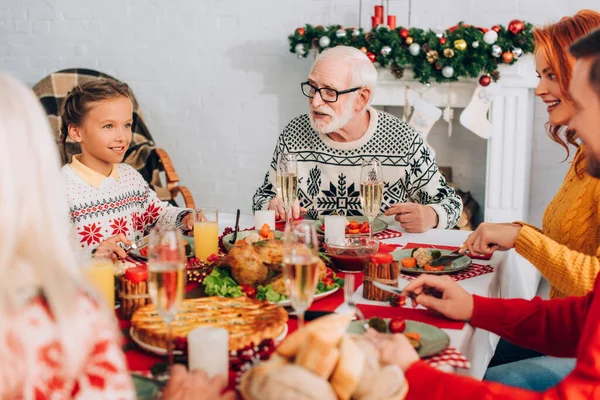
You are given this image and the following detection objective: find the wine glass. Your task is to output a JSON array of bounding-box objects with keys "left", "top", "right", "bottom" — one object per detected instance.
[
  {"left": 282, "top": 220, "right": 320, "bottom": 329},
  {"left": 147, "top": 227, "right": 186, "bottom": 381},
  {"left": 276, "top": 152, "right": 298, "bottom": 225},
  {"left": 360, "top": 159, "right": 383, "bottom": 237}
]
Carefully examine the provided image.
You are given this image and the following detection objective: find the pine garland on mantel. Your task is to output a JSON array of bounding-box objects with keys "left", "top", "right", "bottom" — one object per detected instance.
[{"left": 288, "top": 21, "right": 534, "bottom": 86}]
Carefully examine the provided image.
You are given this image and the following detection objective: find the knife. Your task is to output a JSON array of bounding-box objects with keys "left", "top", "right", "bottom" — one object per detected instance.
[
  {"left": 373, "top": 281, "right": 443, "bottom": 299},
  {"left": 429, "top": 252, "right": 468, "bottom": 267}
]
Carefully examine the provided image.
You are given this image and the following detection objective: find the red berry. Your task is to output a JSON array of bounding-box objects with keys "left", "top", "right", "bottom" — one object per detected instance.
[{"left": 389, "top": 318, "right": 406, "bottom": 334}]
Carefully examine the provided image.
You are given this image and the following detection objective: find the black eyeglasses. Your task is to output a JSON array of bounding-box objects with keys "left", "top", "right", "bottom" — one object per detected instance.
[{"left": 301, "top": 81, "right": 362, "bottom": 103}]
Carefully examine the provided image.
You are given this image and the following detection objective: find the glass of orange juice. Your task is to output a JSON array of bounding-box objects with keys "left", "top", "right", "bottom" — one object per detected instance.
[
  {"left": 81, "top": 249, "right": 115, "bottom": 308},
  {"left": 194, "top": 207, "right": 219, "bottom": 262}
]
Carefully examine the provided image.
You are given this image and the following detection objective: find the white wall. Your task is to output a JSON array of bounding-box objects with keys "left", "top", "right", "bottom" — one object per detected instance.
[{"left": 0, "top": 0, "right": 597, "bottom": 223}]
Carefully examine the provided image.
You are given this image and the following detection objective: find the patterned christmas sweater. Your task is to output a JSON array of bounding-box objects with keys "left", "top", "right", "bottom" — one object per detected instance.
[
  {"left": 62, "top": 156, "right": 190, "bottom": 254},
  {"left": 252, "top": 107, "right": 463, "bottom": 229},
  {"left": 1, "top": 291, "right": 134, "bottom": 399}
]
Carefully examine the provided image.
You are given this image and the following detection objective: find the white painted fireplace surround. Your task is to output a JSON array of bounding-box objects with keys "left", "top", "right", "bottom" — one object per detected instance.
[{"left": 372, "top": 55, "right": 538, "bottom": 223}]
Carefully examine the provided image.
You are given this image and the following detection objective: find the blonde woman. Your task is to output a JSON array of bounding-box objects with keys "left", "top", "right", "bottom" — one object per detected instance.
[{"left": 0, "top": 75, "right": 233, "bottom": 400}]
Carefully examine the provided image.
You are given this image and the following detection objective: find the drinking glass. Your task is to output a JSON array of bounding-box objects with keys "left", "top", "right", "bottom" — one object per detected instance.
[
  {"left": 147, "top": 227, "right": 186, "bottom": 380},
  {"left": 360, "top": 159, "right": 383, "bottom": 237},
  {"left": 282, "top": 220, "right": 320, "bottom": 329},
  {"left": 193, "top": 207, "right": 219, "bottom": 262},
  {"left": 276, "top": 153, "right": 298, "bottom": 225},
  {"left": 81, "top": 248, "right": 115, "bottom": 309}
]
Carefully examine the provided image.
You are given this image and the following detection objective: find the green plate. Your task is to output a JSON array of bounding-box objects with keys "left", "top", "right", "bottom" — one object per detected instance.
[
  {"left": 221, "top": 230, "right": 284, "bottom": 252},
  {"left": 315, "top": 216, "right": 388, "bottom": 236},
  {"left": 393, "top": 248, "right": 472, "bottom": 275},
  {"left": 347, "top": 319, "right": 450, "bottom": 358},
  {"left": 129, "top": 235, "right": 195, "bottom": 261},
  {"left": 132, "top": 374, "right": 162, "bottom": 399}
]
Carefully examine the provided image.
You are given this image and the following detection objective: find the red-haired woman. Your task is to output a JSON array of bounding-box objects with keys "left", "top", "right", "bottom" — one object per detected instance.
[{"left": 460, "top": 10, "right": 600, "bottom": 391}]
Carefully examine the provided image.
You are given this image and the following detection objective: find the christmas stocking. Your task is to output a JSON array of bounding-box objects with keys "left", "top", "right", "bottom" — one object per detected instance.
[
  {"left": 408, "top": 98, "right": 442, "bottom": 158},
  {"left": 459, "top": 83, "right": 500, "bottom": 139}
]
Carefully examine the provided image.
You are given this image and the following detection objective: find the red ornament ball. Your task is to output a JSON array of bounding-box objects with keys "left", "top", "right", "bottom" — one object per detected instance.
[
  {"left": 367, "top": 52, "right": 376, "bottom": 62},
  {"left": 399, "top": 28, "right": 410, "bottom": 39},
  {"left": 479, "top": 75, "right": 491, "bottom": 87},
  {"left": 296, "top": 27, "right": 305, "bottom": 36},
  {"left": 492, "top": 25, "right": 501, "bottom": 33},
  {"left": 439, "top": 37, "right": 447, "bottom": 45},
  {"left": 508, "top": 19, "right": 525, "bottom": 35}
]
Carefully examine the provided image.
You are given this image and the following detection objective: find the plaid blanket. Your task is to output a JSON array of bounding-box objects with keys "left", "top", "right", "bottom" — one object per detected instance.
[{"left": 32, "top": 68, "right": 172, "bottom": 202}]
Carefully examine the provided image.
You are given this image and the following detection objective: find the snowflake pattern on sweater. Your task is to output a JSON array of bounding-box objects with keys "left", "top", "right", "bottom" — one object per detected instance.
[
  {"left": 62, "top": 163, "right": 190, "bottom": 254},
  {"left": 252, "top": 108, "right": 462, "bottom": 229}
]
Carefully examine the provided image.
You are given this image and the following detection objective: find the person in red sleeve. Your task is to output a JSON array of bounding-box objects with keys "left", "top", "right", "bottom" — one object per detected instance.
[{"left": 366, "top": 29, "right": 600, "bottom": 399}]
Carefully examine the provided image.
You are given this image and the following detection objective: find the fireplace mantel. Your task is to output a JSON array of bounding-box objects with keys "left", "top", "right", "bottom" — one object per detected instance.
[{"left": 373, "top": 55, "right": 537, "bottom": 223}]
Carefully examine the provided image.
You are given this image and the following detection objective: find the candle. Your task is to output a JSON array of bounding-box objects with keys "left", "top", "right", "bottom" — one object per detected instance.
[
  {"left": 374, "top": 5, "right": 383, "bottom": 18},
  {"left": 387, "top": 15, "right": 396, "bottom": 30},
  {"left": 188, "top": 327, "right": 229, "bottom": 378},
  {"left": 371, "top": 16, "right": 377, "bottom": 29},
  {"left": 254, "top": 210, "right": 276, "bottom": 231},
  {"left": 324, "top": 216, "right": 346, "bottom": 246}
]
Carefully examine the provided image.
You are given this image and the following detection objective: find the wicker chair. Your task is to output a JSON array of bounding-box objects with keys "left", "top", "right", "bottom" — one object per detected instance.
[{"left": 32, "top": 68, "right": 194, "bottom": 208}]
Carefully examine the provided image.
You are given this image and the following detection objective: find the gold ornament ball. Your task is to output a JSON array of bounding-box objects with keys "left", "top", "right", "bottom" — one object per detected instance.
[
  {"left": 454, "top": 39, "right": 467, "bottom": 51},
  {"left": 405, "top": 36, "right": 414, "bottom": 45},
  {"left": 502, "top": 51, "right": 514, "bottom": 63},
  {"left": 360, "top": 47, "right": 368, "bottom": 53}
]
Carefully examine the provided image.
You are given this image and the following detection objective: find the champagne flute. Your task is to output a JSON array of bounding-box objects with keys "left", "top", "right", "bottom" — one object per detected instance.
[
  {"left": 360, "top": 159, "right": 383, "bottom": 237},
  {"left": 276, "top": 152, "right": 298, "bottom": 225},
  {"left": 282, "top": 220, "right": 320, "bottom": 329},
  {"left": 147, "top": 227, "right": 186, "bottom": 381}
]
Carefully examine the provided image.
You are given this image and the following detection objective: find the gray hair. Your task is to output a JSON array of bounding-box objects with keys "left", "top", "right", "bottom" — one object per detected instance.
[{"left": 313, "top": 46, "right": 378, "bottom": 102}]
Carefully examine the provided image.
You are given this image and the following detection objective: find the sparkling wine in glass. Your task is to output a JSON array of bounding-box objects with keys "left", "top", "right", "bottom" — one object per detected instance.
[
  {"left": 360, "top": 159, "right": 383, "bottom": 237},
  {"left": 283, "top": 220, "right": 319, "bottom": 329},
  {"left": 277, "top": 153, "right": 298, "bottom": 225},
  {"left": 147, "top": 227, "right": 186, "bottom": 381}
]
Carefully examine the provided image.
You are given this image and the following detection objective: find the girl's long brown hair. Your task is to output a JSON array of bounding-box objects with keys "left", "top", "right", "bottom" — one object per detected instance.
[
  {"left": 60, "top": 79, "right": 133, "bottom": 163},
  {"left": 533, "top": 10, "right": 600, "bottom": 173}
]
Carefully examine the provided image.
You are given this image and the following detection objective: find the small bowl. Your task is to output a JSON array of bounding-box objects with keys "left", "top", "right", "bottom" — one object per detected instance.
[{"left": 325, "top": 237, "right": 379, "bottom": 273}]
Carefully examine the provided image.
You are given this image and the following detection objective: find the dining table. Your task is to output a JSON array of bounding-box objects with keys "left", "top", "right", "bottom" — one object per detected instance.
[{"left": 121, "top": 212, "right": 543, "bottom": 388}]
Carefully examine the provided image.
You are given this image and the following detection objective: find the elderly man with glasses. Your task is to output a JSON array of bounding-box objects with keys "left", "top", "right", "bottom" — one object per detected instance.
[{"left": 252, "top": 46, "right": 462, "bottom": 232}]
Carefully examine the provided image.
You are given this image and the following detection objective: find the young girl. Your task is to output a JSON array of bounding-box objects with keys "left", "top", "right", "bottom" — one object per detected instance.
[{"left": 60, "top": 80, "right": 193, "bottom": 258}]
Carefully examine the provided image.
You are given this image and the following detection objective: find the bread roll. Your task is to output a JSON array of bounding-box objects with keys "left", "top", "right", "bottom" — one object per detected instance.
[
  {"left": 352, "top": 336, "right": 382, "bottom": 398},
  {"left": 329, "top": 336, "right": 365, "bottom": 400},
  {"left": 243, "top": 364, "right": 338, "bottom": 400},
  {"left": 239, "top": 355, "right": 288, "bottom": 398},
  {"left": 295, "top": 331, "right": 340, "bottom": 378},
  {"left": 277, "top": 313, "right": 353, "bottom": 359}
]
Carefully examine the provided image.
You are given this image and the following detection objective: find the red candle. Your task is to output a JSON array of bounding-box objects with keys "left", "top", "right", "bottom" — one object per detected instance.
[
  {"left": 374, "top": 5, "right": 384, "bottom": 18},
  {"left": 372, "top": 16, "right": 377, "bottom": 28},
  {"left": 387, "top": 15, "right": 396, "bottom": 30}
]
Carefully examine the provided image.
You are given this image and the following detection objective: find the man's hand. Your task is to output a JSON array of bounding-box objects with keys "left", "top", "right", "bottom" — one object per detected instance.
[
  {"left": 402, "top": 275, "right": 474, "bottom": 322},
  {"left": 162, "top": 364, "right": 235, "bottom": 400},
  {"left": 384, "top": 203, "right": 439, "bottom": 233},
  {"left": 268, "top": 197, "right": 306, "bottom": 220},
  {"left": 364, "top": 329, "right": 420, "bottom": 372},
  {"left": 96, "top": 233, "right": 131, "bottom": 261},
  {"left": 459, "top": 222, "right": 522, "bottom": 256}
]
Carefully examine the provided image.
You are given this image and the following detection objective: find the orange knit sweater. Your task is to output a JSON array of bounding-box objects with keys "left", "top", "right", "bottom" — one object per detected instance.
[{"left": 515, "top": 146, "right": 600, "bottom": 298}]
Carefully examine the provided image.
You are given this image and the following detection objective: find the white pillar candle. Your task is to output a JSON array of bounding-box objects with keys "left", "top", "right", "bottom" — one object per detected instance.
[
  {"left": 324, "top": 216, "right": 346, "bottom": 246},
  {"left": 188, "top": 327, "right": 229, "bottom": 378},
  {"left": 254, "top": 210, "right": 276, "bottom": 230}
]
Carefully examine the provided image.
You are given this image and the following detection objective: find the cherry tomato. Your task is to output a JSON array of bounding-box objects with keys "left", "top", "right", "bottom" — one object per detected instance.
[
  {"left": 322, "top": 277, "right": 335, "bottom": 287},
  {"left": 139, "top": 247, "right": 149, "bottom": 257},
  {"left": 240, "top": 284, "right": 257, "bottom": 299},
  {"left": 347, "top": 221, "right": 360, "bottom": 229},
  {"left": 125, "top": 266, "right": 148, "bottom": 283},
  {"left": 389, "top": 317, "right": 406, "bottom": 334},
  {"left": 424, "top": 263, "right": 444, "bottom": 271},
  {"left": 389, "top": 294, "right": 406, "bottom": 307},
  {"left": 359, "top": 224, "right": 370, "bottom": 233},
  {"left": 325, "top": 268, "right": 334, "bottom": 279}
]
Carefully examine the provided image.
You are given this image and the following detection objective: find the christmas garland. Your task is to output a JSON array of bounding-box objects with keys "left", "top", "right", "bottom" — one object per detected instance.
[{"left": 288, "top": 21, "right": 534, "bottom": 86}]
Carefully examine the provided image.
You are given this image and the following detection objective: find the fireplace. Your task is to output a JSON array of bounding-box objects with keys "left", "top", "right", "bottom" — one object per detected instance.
[{"left": 372, "top": 55, "right": 538, "bottom": 224}]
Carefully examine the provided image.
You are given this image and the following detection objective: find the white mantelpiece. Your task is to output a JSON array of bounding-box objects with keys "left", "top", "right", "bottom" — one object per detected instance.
[{"left": 372, "top": 55, "right": 538, "bottom": 223}]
